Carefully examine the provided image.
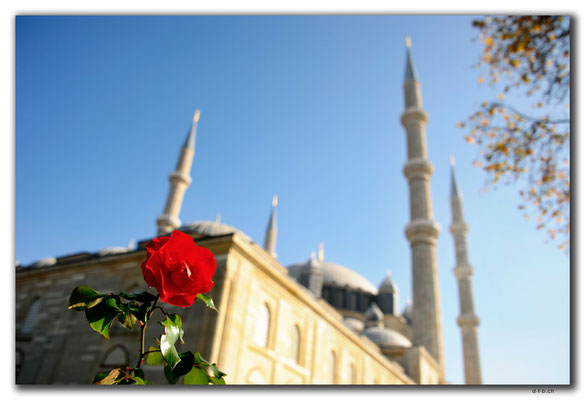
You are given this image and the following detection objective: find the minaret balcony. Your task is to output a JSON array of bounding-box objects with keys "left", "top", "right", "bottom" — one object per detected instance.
[
  {"left": 400, "top": 107, "right": 428, "bottom": 126},
  {"left": 453, "top": 264, "right": 474, "bottom": 279},
  {"left": 404, "top": 219, "right": 440, "bottom": 243},
  {"left": 457, "top": 314, "right": 480, "bottom": 328},
  {"left": 403, "top": 158, "right": 434, "bottom": 180},
  {"left": 156, "top": 214, "right": 181, "bottom": 231},
  {"left": 169, "top": 171, "right": 192, "bottom": 186}
]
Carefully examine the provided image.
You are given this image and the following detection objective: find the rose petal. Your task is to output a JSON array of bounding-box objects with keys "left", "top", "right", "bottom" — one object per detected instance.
[
  {"left": 144, "top": 250, "right": 167, "bottom": 294},
  {"left": 146, "top": 235, "right": 170, "bottom": 254},
  {"left": 161, "top": 293, "right": 198, "bottom": 308},
  {"left": 140, "top": 259, "right": 159, "bottom": 289}
]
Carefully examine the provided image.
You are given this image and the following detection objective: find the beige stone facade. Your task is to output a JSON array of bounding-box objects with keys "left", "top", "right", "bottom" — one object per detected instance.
[{"left": 16, "top": 231, "right": 436, "bottom": 384}]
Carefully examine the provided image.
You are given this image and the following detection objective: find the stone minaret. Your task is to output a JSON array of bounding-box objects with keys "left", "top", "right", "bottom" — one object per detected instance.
[
  {"left": 449, "top": 156, "right": 482, "bottom": 384},
  {"left": 400, "top": 37, "right": 445, "bottom": 378},
  {"left": 264, "top": 195, "right": 278, "bottom": 258},
  {"left": 156, "top": 110, "right": 200, "bottom": 235}
]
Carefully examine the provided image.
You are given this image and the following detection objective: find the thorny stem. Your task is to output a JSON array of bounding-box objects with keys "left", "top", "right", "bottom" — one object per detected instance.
[{"left": 136, "top": 295, "right": 159, "bottom": 368}]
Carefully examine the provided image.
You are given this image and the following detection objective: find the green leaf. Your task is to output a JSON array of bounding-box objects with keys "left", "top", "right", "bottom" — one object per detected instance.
[
  {"left": 146, "top": 346, "right": 164, "bottom": 366},
  {"left": 131, "top": 368, "right": 145, "bottom": 380},
  {"left": 128, "top": 301, "right": 151, "bottom": 323},
  {"left": 119, "top": 291, "right": 157, "bottom": 304},
  {"left": 159, "top": 314, "right": 184, "bottom": 369},
  {"left": 210, "top": 376, "right": 226, "bottom": 385},
  {"left": 210, "top": 363, "right": 227, "bottom": 379},
  {"left": 164, "top": 364, "right": 179, "bottom": 384},
  {"left": 173, "top": 351, "right": 195, "bottom": 378},
  {"left": 196, "top": 294, "right": 218, "bottom": 311},
  {"left": 93, "top": 368, "right": 125, "bottom": 385},
  {"left": 183, "top": 366, "right": 210, "bottom": 385},
  {"left": 92, "top": 371, "right": 110, "bottom": 383},
  {"left": 130, "top": 376, "right": 147, "bottom": 385},
  {"left": 193, "top": 352, "right": 210, "bottom": 368},
  {"left": 69, "top": 286, "right": 106, "bottom": 311},
  {"left": 170, "top": 314, "right": 184, "bottom": 344},
  {"left": 85, "top": 297, "right": 123, "bottom": 339},
  {"left": 117, "top": 303, "right": 138, "bottom": 330}
]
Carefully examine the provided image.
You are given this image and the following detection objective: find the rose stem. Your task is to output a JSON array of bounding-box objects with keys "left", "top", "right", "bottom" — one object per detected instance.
[{"left": 136, "top": 295, "right": 159, "bottom": 369}]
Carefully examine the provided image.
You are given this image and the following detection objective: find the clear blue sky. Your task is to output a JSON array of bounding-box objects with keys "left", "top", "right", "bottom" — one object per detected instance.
[{"left": 15, "top": 15, "right": 569, "bottom": 384}]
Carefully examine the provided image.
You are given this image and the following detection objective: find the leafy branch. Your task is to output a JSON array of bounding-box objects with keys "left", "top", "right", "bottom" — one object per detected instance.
[
  {"left": 461, "top": 16, "right": 570, "bottom": 252},
  {"left": 68, "top": 286, "right": 225, "bottom": 385}
]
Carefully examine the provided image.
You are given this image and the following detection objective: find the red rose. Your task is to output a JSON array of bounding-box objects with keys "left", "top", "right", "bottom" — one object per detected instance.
[{"left": 140, "top": 230, "right": 217, "bottom": 307}]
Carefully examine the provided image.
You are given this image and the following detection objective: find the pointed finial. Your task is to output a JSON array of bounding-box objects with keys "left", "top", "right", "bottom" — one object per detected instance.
[
  {"left": 215, "top": 213, "right": 221, "bottom": 223},
  {"left": 310, "top": 251, "right": 316, "bottom": 262},
  {"left": 318, "top": 243, "right": 324, "bottom": 262},
  {"left": 127, "top": 238, "right": 135, "bottom": 250},
  {"left": 272, "top": 194, "right": 278, "bottom": 207},
  {"left": 450, "top": 157, "right": 461, "bottom": 198},
  {"left": 386, "top": 270, "right": 391, "bottom": 279},
  {"left": 183, "top": 110, "right": 199, "bottom": 149},
  {"left": 405, "top": 35, "right": 412, "bottom": 48},
  {"left": 404, "top": 37, "right": 418, "bottom": 82}
]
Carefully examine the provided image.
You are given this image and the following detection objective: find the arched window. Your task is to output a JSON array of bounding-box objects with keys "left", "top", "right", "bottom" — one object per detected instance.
[
  {"left": 246, "top": 367, "right": 267, "bottom": 384},
  {"left": 100, "top": 344, "right": 130, "bottom": 369},
  {"left": 21, "top": 298, "right": 41, "bottom": 335},
  {"left": 286, "top": 324, "right": 301, "bottom": 364},
  {"left": 326, "top": 350, "right": 337, "bottom": 384},
  {"left": 348, "top": 362, "right": 356, "bottom": 384},
  {"left": 348, "top": 292, "right": 357, "bottom": 311},
  {"left": 253, "top": 303, "right": 270, "bottom": 348}
]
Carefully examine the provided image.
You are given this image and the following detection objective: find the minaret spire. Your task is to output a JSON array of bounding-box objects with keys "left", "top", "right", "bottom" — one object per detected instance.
[
  {"left": 449, "top": 157, "right": 482, "bottom": 384},
  {"left": 404, "top": 36, "right": 418, "bottom": 83},
  {"left": 400, "top": 39, "right": 445, "bottom": 380},
  {"left": 450, "top": 155, "right": 461, "bottom": 198},
  {"left": 317, "top": 243, "right": 324, "bottom": 262},
  {"left": 156, "top": 110, "right": 200, "bottom": 235},
  {"left": 264, "top": 194, "right": 278, "bottom": 258}
]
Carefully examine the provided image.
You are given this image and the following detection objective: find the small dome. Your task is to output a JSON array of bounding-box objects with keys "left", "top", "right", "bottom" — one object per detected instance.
[
  {"left": 362, "top": 326, "right": 412, "bottom": 349},
  {"left": 365, "top": 302, "right": 384, "bottom": 322},
  {"left": 179, "top": 220, "right": 251, "bottom": 241},
  {"left": 287, "top": 261, "right": 377, "bottom": 295},
  {"left": 32, "top": 257, "right": 57, "bottom": 267},
  {"left": 343, "top": 317, "right": 365, "bottom": 333},
  {"left": 97, "top": 247, "right": 130, "bottom": 256}
]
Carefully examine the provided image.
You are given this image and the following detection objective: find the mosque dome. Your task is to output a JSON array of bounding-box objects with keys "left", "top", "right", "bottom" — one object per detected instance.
[
  {"left": 343, "top": 317, "right": 365, "bottom": 333},
  {"left": 287, "top": 260, "right": 378, "bottom": 295},
  {"left": 97, "top": 247, "right": 130, "bottom": 256},
  {"left": 362, "top": 326, "right": 412, "bottom": 349},
  {"left": 31, "top": 257, "right": 57, "bottom": 268},
  {"left": 365, "top": 302, "right": 384, "bottom": 322},
  {"left": 179, "top": 220, "right": 251, "bottom": 241}
]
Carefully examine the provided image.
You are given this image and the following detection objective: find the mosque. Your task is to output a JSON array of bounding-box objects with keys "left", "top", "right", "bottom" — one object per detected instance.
[{"left": 15, "top": 40, "right": 482, "bottom": 385}]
